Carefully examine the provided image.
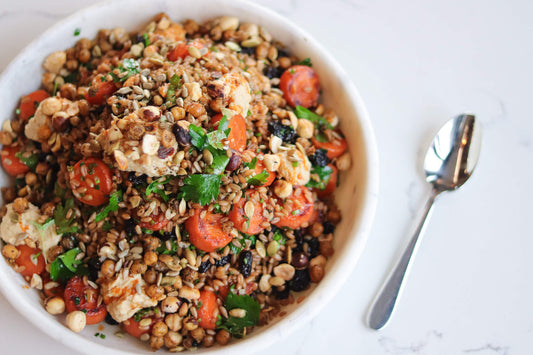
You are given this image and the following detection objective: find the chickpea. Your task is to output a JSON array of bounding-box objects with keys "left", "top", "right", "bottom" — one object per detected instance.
[
  {"left": 66, "top": 311, "right": 86, "bottom": 333},
  {"left": 130, "top": 260, "right": 147, "bottom": 274},
  {"left": 161, "top": 296, "right": 180, "bottom": 313},
  {"left": 143, "top": 268, "right": 157, "bottom": 284},
  {"left": 35, "top": 162, "right": 49, "bottom": 176},
  {"left": 320, "top": 240, "right": 334, "bottom": 257},
  {"left": 37, "top": 125, "right": 52, "bottom": 141},
  {"left": 296, "top": 119, "right": 314, "bottom": 139},
  {"left": 216, "top": 329, "right": 231, "bottom": 345},
  {"left": 25, "top": 172, "right": 37, "bottom": 186},
  {"left": 310, "top": 222, "right": 324, "bottom": 238},
  {"left": 164, "top": 331, "right": 183, "bottom": 348},
  {"left": 12, "top": 197, "right": 28, "bottom": 214},
  {"left": 203, "top": 334, "right": 215, "bottom": 348},
  {"left": 327, "top": 207, "right": 341, "bottom": 223},
  {"left": 165, "top": 314, "right": 183, "bottom": 332},
  {"left": 2, "top": 244, "right": 20, "bottom": 259},
  {"left": 278, "top": 56, "right": 291, "bottom": 69},
  {"left": 0, "top": 131, "right": 12, "bottom": 145},
  {"left": 45, "top": 296, "right": 65, "bottom": 315},
  {"left": 144, "top": 251, "right": 158, "bottom": 266},
  {"left": 190, "top": 327, "right": 205, "bottom": 343},
  {"left": 273, "top": 180, "right": 292, "bottom": 199},
  {"left": 309, "top": 264, "right": 325, "bottom": 283},
  {"left": 146, "top": 285, "right": 165, "bottom": 299},
  {"left": 149, "top": 336, "right": 164, "bottom": 350},
  {"left": 151, "top": 320, "right": 168, "bottom": 337},
  {"left": 101, "top": 259, "right": 116, "bottom": 279},
  {"left": 78, "top": 49, "right": 91, "bottom": 63}
]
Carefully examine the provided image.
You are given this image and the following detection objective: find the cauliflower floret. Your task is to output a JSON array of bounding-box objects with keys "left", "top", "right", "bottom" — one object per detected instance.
[
  {"left": 101, "top": 269, "right": 158, "bottom": 322},
  {"left": 0, "top": 202, "right": 60, "bottom": 257},
  {"left": 276, "top": 148, "right": 311, "bottom": 186}
]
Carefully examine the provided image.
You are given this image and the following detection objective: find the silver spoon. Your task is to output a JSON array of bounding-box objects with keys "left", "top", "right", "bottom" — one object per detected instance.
[{"left": 367, "top": 113, "right": 481, "bottom": 330}]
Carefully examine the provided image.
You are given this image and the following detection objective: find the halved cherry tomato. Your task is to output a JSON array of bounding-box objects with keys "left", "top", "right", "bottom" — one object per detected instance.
[
  {"left": 274, "top": 186, "right": 315, "bottom": 230},
  {"left": 185, "top": 207, "right": 233, "bottom": 252},
  {"left": 84, "top": 79, "right": 118, "bottom": 105},
  {"left": 198, "top": 290, "right": 218, "bottom": 330},
  {"left": 167, "top": 41, "right": 204, "bottom": 61},
  {"left": 138, "top": 212, "right": 169, "bottom": 231},
  {"left": 15, "top": 245, "right": 45, "bottom": 277},
  {"left": 315, "top": 164, "right": 338, "bottom": 198},
  {"left": 42, "top": 273, "right": 64, "bottom": 298},
  {"left": 64, "top": 276, "right": 107, "bottom": 324},
  {"left": 123, "top": 315, "right": 158, "bottom": 338},
  {"left": 18, "top": 89, "right": 49, "bottom": 121},
  {"left": 229, "top": 190, "right": 266, "bottom": 234},
  {"left": 249, "top": 157, "right": 275, "bottom": 187},
  {"left": 211, "top": 113, "right": 247, "bottom": 152},
  {"left": 1, "top": 146, "right": 30, "bottom": 176},
  {"left": 279, "top": 65, "right": 320, "bottom": 108},
  {"left": 69, "top": 157, "right": 113, "bottom": 206},
  {"left": 311, "top": 136, "right": 348, "bottom": 159}
]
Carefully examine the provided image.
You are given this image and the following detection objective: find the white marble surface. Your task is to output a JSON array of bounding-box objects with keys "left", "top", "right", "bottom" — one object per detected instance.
[{"left": 0, "top": 0, "right": 531, "bottom": 354}]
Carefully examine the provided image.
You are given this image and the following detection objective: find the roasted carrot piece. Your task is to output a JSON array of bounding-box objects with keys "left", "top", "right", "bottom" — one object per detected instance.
[{"left": 279, "top": 65, "right": 320, "bottom": 108}]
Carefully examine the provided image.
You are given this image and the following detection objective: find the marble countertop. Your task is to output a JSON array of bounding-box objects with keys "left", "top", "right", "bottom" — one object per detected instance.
[{"left": 0, "top": 0, "right": 531, "bottom": 354}]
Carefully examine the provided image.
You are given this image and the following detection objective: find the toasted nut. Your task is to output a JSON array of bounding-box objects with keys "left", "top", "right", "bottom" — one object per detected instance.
[
  {"left": 273, "top": 180, "right": 292, "bottom": 199},
  {"left": 259, "top": 274, "right": 271, "bottom": 292},
  {"left": 218, "top": 16, "right": 239, "bottom": 31},
  {"left": 228, "top": 308, "right": 246, "bottom": 318},
  {"left": 45, "top": 296, "right": 65, "bottom": 315},
  {"left": 296, "top": 119, "right": 314, "bottom": 139},
  {"left": 178, "top": 285, "right": 200, "bottom": 300},
  {"left": 269, "top": 276, "right": 285, "bottom": 286},
  {"left": 138, "top": 106, "right": 161, "bottom": 122},
  {"left": 2, "top": 244, "right": 20, "bottom": 259},
  {"left": 43, "top": 51, "right": 67, "bottom": 74},
  {"left": 273, "top": 263, "right": 295, "bottom": 281},
  {"left": 142, "top": 134, "right": 160, "bottom": 155},
  {"left": 184, "top": 82, "right": 202, "bottom": 101},
  {"left": 269, "top": 135, "right": 282, "bottom": 153},
  {"left": 113, "top": 150, "right": 128, "bottom": 170},
  {"left": 263, "top": 154, "right": 280, "bottom": 172},
  {"left": 41, "top": 98, "right": 62, "bottom": 115},
  {"left": 309, "top": 255, "right": 326, "bottom": 269},
  {"left": 66, "top": 311, "right": 86, "bottom": 332},
  {"left": 164, "top": 331, "right": 183, "bottom": 348},
  {"left": 336, "top": 152, "right": 352, "bottom": 171},
  {"left": 12, "top": 197, "right": 28, "bottom": 214},
  {"left": 309, "top": 264, "right": 325, "bottom": 282}
]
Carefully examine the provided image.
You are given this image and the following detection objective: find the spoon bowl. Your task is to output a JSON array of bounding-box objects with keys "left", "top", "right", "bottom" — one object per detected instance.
[{"left": 367, "top": 113, "right": 481, "bottom": 330}]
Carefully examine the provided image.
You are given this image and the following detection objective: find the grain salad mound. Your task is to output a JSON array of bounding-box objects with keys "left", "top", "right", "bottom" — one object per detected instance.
[{"left": 0, "top": 13, "right": 352, "bottom": 351}]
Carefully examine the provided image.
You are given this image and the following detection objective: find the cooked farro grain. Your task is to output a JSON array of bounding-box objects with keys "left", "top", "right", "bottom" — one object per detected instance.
[{"left": 0, "top": 12, "right": 351, "bottom": 351}]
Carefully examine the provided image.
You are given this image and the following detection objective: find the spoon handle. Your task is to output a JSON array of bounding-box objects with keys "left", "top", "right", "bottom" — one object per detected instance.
[{"left": 367, "top": 190, "right": 439, "bottom": 330}]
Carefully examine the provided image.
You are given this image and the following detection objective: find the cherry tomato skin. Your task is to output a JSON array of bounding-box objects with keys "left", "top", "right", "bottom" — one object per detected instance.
[
  {"left": 15, "top": 245, "right": 45, "bottom": 277},
  {"left": 69, "top": 158, "right": 113, "bottom": 206},
  {"left": 64, "top": 276, "right": 107, "bottom": 325},
  {"left": 1, "top": 146, "right": 30, "bottom": 176},
  {"left": 279, "top": 65, "right": 320, "bottom": 108}
]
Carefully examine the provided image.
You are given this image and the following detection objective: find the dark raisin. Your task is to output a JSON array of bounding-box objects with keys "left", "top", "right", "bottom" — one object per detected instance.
[
  {"left": 134, "top": 34, "right": 144, "bottom": 44},
  {"left": 274, "top": 286, "right": 290, "bottom": 300},
  {"left": 172, "top": 123, "right": 191, "bottom": 146},
  {"left": 306, "top": 238, "right": 320, "bottom": 258},
  {"left": 293, "top": 229, "right": 305, "bottom": 252},
  {"left": 240, "top": 47, "right": 255, "bottom": 56},
  {"left": 157, "top": 146, "right": 175, "bottom": 159},
  {"left": 158, "top": 230, "right": 174, "bottom": 242},
  {"left": 308, "top": 149, "right": 330, "bottom": 167},
  {"left": 267, "top": 121, "right": 297, "bottom": 143},
  {"left": 87, "top": 257, "right": 101, "bottom": 282},
  {"left": 323, "top": 221, "right": 335, "bottom": 234},
  {"left": 289, "top": 269, "right": 310, "bottom": 292},
  {"left": 225, "top": 153, "right": 241, "bottom": 172},
  {"left": 198, "top": 260, "right": 211, "bottom": 273},
  {"left": 263, "top": 66, "right": 283, "bottom": 79},
  {"left": 292, "top": 251, "right": 309, "bottom": 269},
  {"left": 105, "top": 313, "right": 119, "bottom": 325},
  {"left": 124, "top": 219, "right": 137, "bottom": 236},
  {"left": 215, "top": 254, "right": 231, "bottom": 267},
  {"left": 277, "top": 48, "right": 290, "bottom": 58},
  {"left": 238, "top": 250, "right": 253, "bottom": 278},
  {"left": 128, "top": 172, "right": 147, "bottom": 186}
]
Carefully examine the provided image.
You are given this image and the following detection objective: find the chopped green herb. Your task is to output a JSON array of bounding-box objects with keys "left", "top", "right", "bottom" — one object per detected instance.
[
  {"left": 179, "top": 174, "right": 221, "bottom": 206},
  {"left": 49, "top": 247, "right": 88, "bottom": 282},
  {"left": 75, "top": 297, "right": 81, "bottom": 305},
  {"left": 74, "top": 28, "right": 81, "bottom": 36},
  {"left": 217, "top": 292, "right": 260, "bottom": 337},
  {"left": 53, "top": 199, "right": 80, "bottom": 235},
  {"left": 294, "top": 106, "right": 333, "bottom": 130},
  {"left": 14, "top": 152, "right": 38, "bottom": 171},
  {"left": 165, "top": 74, "right": 182, "bottom": 105},
  {"left": 52, "top": 82, "right": 59, "bottom": 96},
  {"left": 102, "top": 220, "right": 113, "bottom": 232},
  {"left": 142, "top": 33, "right": 150, "bottom": 47},
  {"left": 247, "top": 110, "right": 251, "bottom": 117},
  {"left": 189, "top": 116, "right": 232, "bottom": 174},
  {"left": 291, "top": 161, "right": 299, "bottom": 167},
  {"left": 298, "top": 58, "right": 312, "bottom": 67},
  {"left": 315, "top": 131, "right": 329, "bottom": 143},
  {"left": 110, "top": 58, "right": 140, "bottom": 83},
  {"left": 273, "top": 229, "right": 286, "bottom": 245},
  {"left": 305, "top": 165, "right": 333, "bottom": 190},
  {"left": 289, "top": 68, "right": 295, "bottom": 74},
  {"left": 156, "top": 239, "right": 178, "bottom": 255},
  {"left": 95, "top": 191, "right": 122, "bottom": 222},
  {"left": 244, "top": 157, "right": 257, "bottom": 170},
  {"left": 15, "top": 108, "right": 21, "bottom": 115},
  {"left": 247, "top": 169, "right": 269, "bottom": 186},
  {"left": 146, "top": 177, "right": 170, "bottom": 202}
]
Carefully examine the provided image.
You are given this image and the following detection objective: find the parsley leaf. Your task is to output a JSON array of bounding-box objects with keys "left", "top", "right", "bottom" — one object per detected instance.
[
  {"left": 179, "top": 174, "right": 221, "bottom": 206},
  {"left": 229, "top": 234, "right": 256, "bottom": 254},
  {"left": 244, "top": 157, "right": 257, "bottom": 170},
  {"left": 95, "top": 191, "right": 122, "bottom": 222},
  {"left": 207, "top": 116, "right": 230, "bottom": 149},
  {"left": 247, "top": 169, "right": 269, "bottom": 186},
  {"left": 142, "top": 33, "right": 150, "bottom": 47},
  {"left": 207, "top": 149, "right": 230, "bottom": 175},
  {"left": 14, "top": 152, "right": 38, "bottom": 171},
  {"left": 74, "top": 28, "right": 81, "bottom": 36},
  {"left": 294, "top": 106, "right": 333, "bottom": 130},
  {"left": 189, "top": 116, "right": 232, "bottom": 174},
  {"left": 53, "top": 199, "right": 79, "bottom": 235},
  {"left": 50, "top": 247, "right": 88, "bottom": 282},
  {"left": 306, "top": 165, "right": 333, "bottom": 190},
  {"left": 315, "top": 131, "right": 329, "bottom": 143},
  {"left": 217, "top": 292, "right": 260, "bottom": 337},
  {"left": 189, "top": 124, "right": 209, "bottom": 150},
  {"left": 298, "top": 58, "right": 312, "bottom": 67},
  {"left": 146, "top": 177, "right": 170, "bottom": 202},
  {"left": 111, "top": 59, "right": 140, "bottom": 83},
  {"left": 166, "top": 74, "right": 182, "bottom": 105}
]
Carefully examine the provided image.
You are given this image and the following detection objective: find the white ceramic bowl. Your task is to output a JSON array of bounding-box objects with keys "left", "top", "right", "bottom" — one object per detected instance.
[{"left": 0, "top": 0, "right": 378, "bottom": 353}]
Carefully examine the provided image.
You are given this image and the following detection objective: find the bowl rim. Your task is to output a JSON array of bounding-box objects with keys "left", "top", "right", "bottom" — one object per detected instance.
[{"left": 0, "top": 0, "right": 379, "bottom": 353}]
